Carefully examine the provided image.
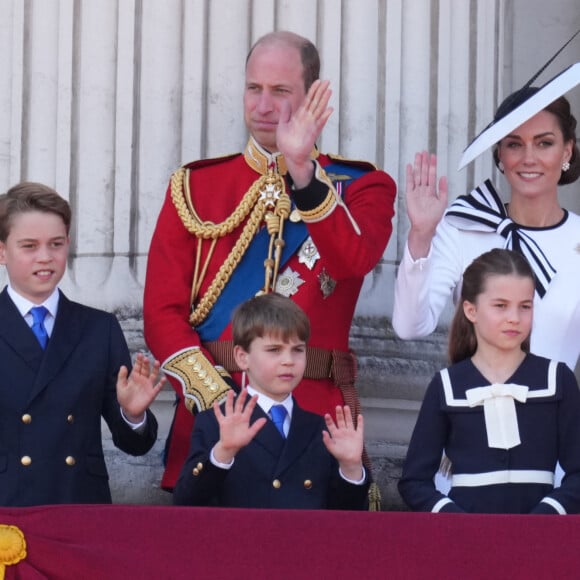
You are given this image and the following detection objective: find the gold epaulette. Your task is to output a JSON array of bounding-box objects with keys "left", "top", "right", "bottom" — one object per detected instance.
[{"left": 162, "top": 347, "right": 233, "bottom": 413}]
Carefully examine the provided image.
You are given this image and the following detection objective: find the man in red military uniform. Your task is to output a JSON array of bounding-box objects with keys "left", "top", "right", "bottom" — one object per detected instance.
[{"left": 144, "top": 30, "right": 396, "bottom": 491}]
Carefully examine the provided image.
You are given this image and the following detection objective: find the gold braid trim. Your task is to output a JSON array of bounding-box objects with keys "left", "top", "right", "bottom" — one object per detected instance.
[
  {"left": 297, "top": 160, "right": 338, "bottom": 223},
  {"left": 263, "top": 191, "right": 291, "bottom": 292},
  {"left": 170, "top": 166, "right": 288, "bottom": 327},
  {"left": 368, "top": 481, "right": 382, "bottom": 512},
  {"left": 189, "top": 196, "right": 268, "bottom": 326},
  {"left": 171, "top": 167, "right": 262, "bottom": 239},
  {"left": 162, "top": 347, "right": 233, "bottom": 412},
  {"left": 298, "top": 189, "right": 336, "bottom": 222}
]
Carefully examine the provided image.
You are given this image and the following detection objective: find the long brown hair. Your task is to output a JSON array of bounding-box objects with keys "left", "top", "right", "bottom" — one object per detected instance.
[{"left": 448, "top": 249, "right": 535, "bottom": 364}]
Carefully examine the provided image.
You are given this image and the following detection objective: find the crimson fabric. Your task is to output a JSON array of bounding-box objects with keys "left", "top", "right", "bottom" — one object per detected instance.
[{"left": 1, "top": 505, "right": 580, "bottom": 579}]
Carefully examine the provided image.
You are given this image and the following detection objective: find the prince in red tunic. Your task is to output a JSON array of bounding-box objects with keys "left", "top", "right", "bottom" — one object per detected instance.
[{"left": 144, "top": 31, "right": 396, "bottom": 490}]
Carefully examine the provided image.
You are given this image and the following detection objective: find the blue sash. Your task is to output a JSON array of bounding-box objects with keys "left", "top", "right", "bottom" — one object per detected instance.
[{"left": 196, "top": 162, "right": 368, "bottom": 340}]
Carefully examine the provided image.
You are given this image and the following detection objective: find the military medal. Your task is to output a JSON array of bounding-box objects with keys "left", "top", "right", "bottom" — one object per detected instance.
[
  {"left": 259, "top": 180, "right": 282, "bottom": 207},
  {"left": 318, "top": 268, "right": 336, "bottom": 299},
  {"left": 275, "top": 267, "right": 305, "bottom": 297},
  {"left": 298, "top": 237, "right": 320, "bottom": 270}
]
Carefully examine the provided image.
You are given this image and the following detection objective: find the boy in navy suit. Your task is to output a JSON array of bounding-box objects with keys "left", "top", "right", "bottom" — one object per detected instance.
[
  {"left": 173, "top": 293, "right": 369, "bottom": 509},
  {"left": 0, "top": 182, "right": 165, "bottom": 506}
]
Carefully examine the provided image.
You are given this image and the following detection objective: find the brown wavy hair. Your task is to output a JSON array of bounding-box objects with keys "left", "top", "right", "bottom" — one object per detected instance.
[{"left": 0, "top": 182, "right": 71, "bottom": 241}]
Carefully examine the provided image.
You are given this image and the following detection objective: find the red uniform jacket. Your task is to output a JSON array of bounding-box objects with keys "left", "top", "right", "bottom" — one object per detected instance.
[{"left": 144, "top": 139, "right": 396, "bottom": 489}]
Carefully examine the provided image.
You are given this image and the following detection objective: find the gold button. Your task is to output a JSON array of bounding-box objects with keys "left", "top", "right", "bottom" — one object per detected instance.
[
  {"left": 272, "top": 479, "right": 281, "bottom": 489},
  {"left": 304, "top": 480, "right": 313, "bottom": 489},
  {"left": 65, "top": 456, "right": 76, "bottom": 466},
  {"left": 192, "top": 468, "right": 200, "bottom": 476},
  {"left": 21, "top": 456, "right": 31, "bottom": 466},
  {"left": 196, "top": 462, "right": 204, "bottom": 471},
  {"left": 21, "top": 414, "right": 32, "bottom": 424},
  {"left": 67, "top": 414, "right": 74, "bottom": 423},
  {"left": 289, "top": 209, "right": 302, "bottom": 223}
]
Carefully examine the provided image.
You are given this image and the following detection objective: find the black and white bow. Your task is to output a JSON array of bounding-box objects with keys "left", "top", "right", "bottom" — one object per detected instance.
[{"left": 444, "top": 179, "right": 557, "bottom": 298}]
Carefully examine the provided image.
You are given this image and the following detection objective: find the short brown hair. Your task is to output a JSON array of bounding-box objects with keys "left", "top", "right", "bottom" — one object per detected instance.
[
  {"left": 0, "top": 182, "right": 72, "bottom": 241},
  {"left": 232, "top": 293, "right": 310, "bottom": 352},
  {"left": 246, "top": 31, "right": 320, "bottom": 93}
]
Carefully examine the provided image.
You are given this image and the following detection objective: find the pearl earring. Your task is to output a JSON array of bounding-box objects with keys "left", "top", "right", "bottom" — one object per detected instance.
[
  {"left": 562, "top": 161, "right": 571, "bottom": 172},
  {"left": 498, "top": 161, "right": 505, "bottom": 173}
]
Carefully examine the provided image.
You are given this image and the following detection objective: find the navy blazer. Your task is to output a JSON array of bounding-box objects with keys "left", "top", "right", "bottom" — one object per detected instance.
[
  {"left": 0, "top": 288, "right": 158, "bottom": 506},
  {"left": 173, "top": 397, "right": 369, "bottom": 510}
]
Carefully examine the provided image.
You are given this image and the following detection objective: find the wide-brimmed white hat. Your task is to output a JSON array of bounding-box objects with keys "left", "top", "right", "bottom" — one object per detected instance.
[
  {"left": 458, "top": 63, "right": 580, "bottom": 170},
  {"left": 458, "top": 29, "right": 580, "bottom": 170}
]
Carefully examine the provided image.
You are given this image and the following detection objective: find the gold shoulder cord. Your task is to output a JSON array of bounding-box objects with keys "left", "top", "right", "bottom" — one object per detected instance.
[{"left": 170, "top": 167, "right": 290, "bottom": 327}]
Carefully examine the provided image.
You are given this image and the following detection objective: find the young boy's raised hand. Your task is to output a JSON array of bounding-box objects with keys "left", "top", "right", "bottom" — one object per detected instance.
[
  {"left": 116, "top": 353, "right": 166, "bottom": 424},
  {"left": 212, "top": 389, "right": 267, "bottom": 464},
  {"left": 322, "top": 405, "right": 365, "bottom": 481}
]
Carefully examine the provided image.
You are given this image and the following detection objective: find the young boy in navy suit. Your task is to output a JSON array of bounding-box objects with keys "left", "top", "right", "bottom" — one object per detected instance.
[
  {"left": 0, "top": 182, "right": 165, "bottom": 506},
  {"left": 173, "top": 293, "right": 369, "bottom": 509}
]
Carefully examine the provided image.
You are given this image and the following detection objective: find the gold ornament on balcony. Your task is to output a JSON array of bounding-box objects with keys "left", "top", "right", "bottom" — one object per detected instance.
[{"left": 0, "top": 525, "right": 27, "bottom": 578}]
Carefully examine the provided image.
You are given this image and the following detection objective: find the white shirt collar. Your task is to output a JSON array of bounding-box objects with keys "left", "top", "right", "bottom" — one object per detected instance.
[
  {"left": 7, "top": 285, "right": 60, "bottom": 319},
  {"left": 246, "top": 385, "right": 293, "bottom": 417}
]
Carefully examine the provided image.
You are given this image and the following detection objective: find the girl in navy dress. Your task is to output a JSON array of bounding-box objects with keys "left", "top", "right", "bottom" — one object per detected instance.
[{"left": 398, "top": 248, "right": 580, "bottom": 513}]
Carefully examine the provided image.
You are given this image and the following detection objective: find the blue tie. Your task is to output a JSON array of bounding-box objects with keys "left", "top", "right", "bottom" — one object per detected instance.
[
  {"left": 270, "top": 404, "right": 287, "bottom": 438},
  {"left": 30, "top": 306, "right": 49, "bottom": 349}
]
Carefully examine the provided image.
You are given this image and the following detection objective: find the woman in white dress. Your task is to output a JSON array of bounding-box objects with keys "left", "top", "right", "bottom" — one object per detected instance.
[{"left": 393, "top": 67, "right": 580, "bottom": 371}]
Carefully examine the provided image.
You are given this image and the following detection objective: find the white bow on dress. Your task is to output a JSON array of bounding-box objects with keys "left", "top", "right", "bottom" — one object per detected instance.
[{"left": 465, "top": 383, "right": 529, "bottom": 449}]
